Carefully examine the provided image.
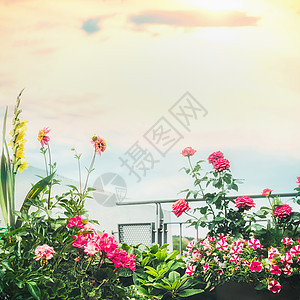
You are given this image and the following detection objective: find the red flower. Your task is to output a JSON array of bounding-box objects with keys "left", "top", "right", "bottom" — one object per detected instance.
[
  {"left": 212, "top": 158, "right": 230, "bottom": 173},
  {"left": 235, "top": 196, "right": 255, "bottom": 211},
  {"left": 172, "top": 199, "right": 190, "bottom": 217},
  {"left": 38, "top": 127, "right": 51, "bottom": 147},
  {"left": 270, "top": 265, "right": 281, "bottom": 276},
  {"left": 273, "top": 204, "right": 293, "bottom": 220},
  {"left": 268, "top": 279, "right": 281, "bottom": 293},
  {"left": 262, "top": 188, "right": 273, "bottom": 196},
  {"left": 181, "top": 147, "right": 197, "bottom": 157},
  {"left": 208, "top": 151, "right": 224, "bottom": 164},
  {"left": 249, "top": 261, "right": 262, "bottom": 272}
]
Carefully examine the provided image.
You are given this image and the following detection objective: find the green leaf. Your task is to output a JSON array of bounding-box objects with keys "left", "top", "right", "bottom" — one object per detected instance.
[
  {"left": 27, "top": 282, "right": 41, "bottom": 300},
  {"left": 168, "top": 271, "right": 180, "bottom": 284},
  {"left": 177, "top": 288, "right": 204, "bottom": 297}
]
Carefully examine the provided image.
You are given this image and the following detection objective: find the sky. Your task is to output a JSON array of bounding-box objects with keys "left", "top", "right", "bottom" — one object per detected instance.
[{"left": 1, "top": 0, "right": 300, "bottom": 221}]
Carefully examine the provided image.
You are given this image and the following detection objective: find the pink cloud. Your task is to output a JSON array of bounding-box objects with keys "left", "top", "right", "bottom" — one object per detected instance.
[{"left": 130, "top": 10, "right": 260, "bottom": 28}]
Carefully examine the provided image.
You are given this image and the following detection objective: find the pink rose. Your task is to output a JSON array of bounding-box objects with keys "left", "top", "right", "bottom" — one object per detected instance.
[
  {"left": 274, "top": 204, "right": 293, "bottom": 220},
  {"left": 208, "top": 151, "right": 224, "bottom": 164},
  {"left": 212, "top": 158, "right": 230, "bottom": 173},
  {"left": 235, "top": 196, "right": 255, "bottom": 211},
  {"left": 249, "top": 261, "right": 262, "bottom": 272},
  {"left": 172, "top": 199, "right": 190, "bottom": 217},
  {"left": 181, "top": 147, "right": 197, "bottom": 157},
  {"left": 262, "top": 188, "right": 273, "bottom": 196},
  {"left": 268, "top": 279, "right": 281, "bottom": 293},
  {"left": 34, "top": 244, "right": 55, "bottom": 261}
]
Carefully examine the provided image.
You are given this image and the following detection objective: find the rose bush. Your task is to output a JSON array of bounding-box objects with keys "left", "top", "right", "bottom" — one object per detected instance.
[{"left": 172, "top": 147, "right": 300, "bottom": 295}]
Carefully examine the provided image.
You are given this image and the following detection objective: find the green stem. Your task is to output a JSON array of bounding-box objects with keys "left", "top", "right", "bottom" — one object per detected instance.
[
  {"left": 83, "top": 150, "right": 96, "bottom": 196},
  {"left": 43, "top": 150, "right": 48, "bottom": 177},
  {"left": 187, "top": 156, "right": 216, "bottom": 219},
  {"left": 47, "top": 145, "right": 52, "bottom": 210}
]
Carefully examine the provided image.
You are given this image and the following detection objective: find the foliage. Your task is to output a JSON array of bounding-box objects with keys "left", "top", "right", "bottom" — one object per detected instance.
[{"left": 131, "top": 243, "right": 204, "bottom": 299}]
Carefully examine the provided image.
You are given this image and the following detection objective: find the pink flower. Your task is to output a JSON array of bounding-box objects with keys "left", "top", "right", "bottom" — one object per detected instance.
[
  {"left": 192, "top": 249, "right": 201, "bottom": 261},
  {"left": 217, "top": 233, "right": 225, "bottom": 240},
  {"left": 181, "top": 147, "right": 197, "bottom": 157},
  {"left": 247, "top": 238, "right": 262, "bottom": 250},
  {"left": 268, "top": 279, "right": 281, "bottom": 293},
  {"left": 230, "top": 254, "right": 240, "bottom": 264},
  {"left": 91, "top": 136, "right": 106, "bottom": 154},
  {"left": 67, "top": 216, "right": 85, "bottom": 228},
  {"left": 280, "top": 253, "right": 293, "bottom": 266},
  {"left": 283, "top": 265, "right": 292, "bottom": 275},
  {"left": 203, "top": 263, "right": 210, "bottom": 273},
  {"left": 268, "top": 247, "right": 280, "bottom": 260},
  {"left": 217, "top": 269, "right": 224, "bottom": 275},
  {"left": 208, "top": 151, "right": 224, "bottom": 164},
  {"left": 186, "top": 265, "right": 196, "bottom": 276},
  {"left": 34, "top": 244, "right": 55, "bottom": 261},
  {"left": 262, "top": 188, "right": 273, "bottom": 196},
  {"left": 230, "top": 242, "right": 243, "bottom": 255},
  {"left": 208, "top": 236, "right": 215, "bottom": 242},
  {"left": 249, "top": 261, "right": 262, "bottom": 272},
  {"left": 290, "top": 245, "right": 300, "bottom": 257},
  {"left": 270, "top": 265, "right": 281, "bottom": 276},
  {"left": 38, "top": 127, "right": 51, "bottom": 147},
  {"left": 186, "top": 239, "right": 196, "bottom": 252},
  {"left": 297, "top": 176, "right": 300, "bottom": 187},
  {"left": 212, "top": 158, "right": 230, "bottom": 173},
  {"left": 235, "top": 196, "right": 255, "bottom": 211},
  {"left": 111, "top": 249, "right": 136, "bottom": 271},
  {"left": 274, "top": 204, "right": 293, "bottom": 220},
  {"left": 216, "top": 240, "right": 229, "bottom": 251},
  {"left": 282, "top": 238, "right": 293, "bottom": 247},
  {"left": 99, "top": 232, "right": 118, "bottom": 258},
  {"left": 172, "top": 199, "right": 190, "bottom": 217},
  {"left": 84, "top": 240, "right": 100, "bottom": 256}
]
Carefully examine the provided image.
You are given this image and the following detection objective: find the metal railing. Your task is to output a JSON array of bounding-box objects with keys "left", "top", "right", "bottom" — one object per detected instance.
[{"left": 117, "top": 193, "right": 297, "bottom": 254}]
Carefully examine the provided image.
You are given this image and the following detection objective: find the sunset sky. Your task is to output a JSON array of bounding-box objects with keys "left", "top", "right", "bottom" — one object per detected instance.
[{"left": 1, "top": 0, "right": 300, "bottom": 210}]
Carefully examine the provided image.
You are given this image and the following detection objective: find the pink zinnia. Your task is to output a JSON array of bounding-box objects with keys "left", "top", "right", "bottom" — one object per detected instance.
[
  {"left": 172, "top": 199, "right": 190, "bottom": 217},
  {"left": 91, "top": 136, "right": 106, "bottom": 154},
  {"left": 186, "top": 265, "right": 196, "bottom": 276},
  {"left": 262, "top": 188, "right": 273, "bottom": 197},
  {"left": 34, "top": 244, "right": 55, "bottom": 261},
  {"left": 67, "top": 216, "right": 85, "bottom": 228},
  {"left": 208, "top": 151, "right": 224, "bottom": 164},
  {"left": 270, "top": 265, "right": 281, "bottom": 276},
  {"left": 181, "top": 147, "right": 197, "bottom": 157},
  {"left": 38, "top": 127, "right": 51, "bottom": 147},
  {"left": 268, "top": 279, "right": 281, "bottom": 293},
  {"left": 274, "top": 204, "right": 293, "bottom": 220},
  {"left": 212, "top": 158, "right": 230, "bottom": 173},
  {"left": 235, "top": 196, "right": 255, "bottom": 211},
  {"left": 249, "top": 261, "right": 262, "bottom": 272}
]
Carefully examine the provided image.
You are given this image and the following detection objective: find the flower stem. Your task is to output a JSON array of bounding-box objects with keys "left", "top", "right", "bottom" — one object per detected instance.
[{"left": 83, "top": 149, "right": 96, "bottom": 196}]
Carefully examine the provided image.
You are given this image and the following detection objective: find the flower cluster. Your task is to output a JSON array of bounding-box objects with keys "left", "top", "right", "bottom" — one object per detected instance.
[
  {"left": 207, "top": 151, "right": 230, "bottom": 173},
  {"left": 69, "top": 216, "right": 136, "bottom": 271},
  {"left": 34, "top": 244, "right": 55, "bottom": 261},
  {"left": 184, "top": 235, "right": 300, "bottom": 294},
  {"left": 172, "top": 199, "right": 191, "bottom": 217}
]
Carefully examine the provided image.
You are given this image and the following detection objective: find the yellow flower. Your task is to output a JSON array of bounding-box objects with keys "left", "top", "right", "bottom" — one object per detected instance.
[
  {"left": 18, "top": 159, "right": 29, "bottom": 172},
  {"left": 16, "top": 143, "right": 25, "bottom": 159}
]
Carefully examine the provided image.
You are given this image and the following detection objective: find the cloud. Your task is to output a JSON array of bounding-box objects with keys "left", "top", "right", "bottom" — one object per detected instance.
[
  {"left": 129, "top": 10, "right": 260, "bottom": 28},
  {"left": 81, "top": 17, "right": 101, "bottom": 34}
]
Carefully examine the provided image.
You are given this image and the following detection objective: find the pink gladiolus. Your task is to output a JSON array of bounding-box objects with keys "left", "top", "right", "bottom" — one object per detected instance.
[
  {"left": 186, "top": 265, "right": 196, "bottom": 276},
  {"left": 268, "top": 280, "right": 281, "bottom": 293},
  {"left": 34, "top": 244, "right": 55, "bottom": 261},
  {"left": 67, "top": 216, "right": 85, "bottom": 228},
  {"left": 250, "top": 261, "right": 262, "bottom": 272},
  {"left": 262, "top": 188, "right": 273, "bottom": 196},
  {"left": 172, "top": 199, "right": 190, "bottom": 217},
  {"left": 274, "top": 204, "right": 293, "bottom": 220},
  {"left": 208, "top": 151, "right": 224, "bottom": 164},
  {"left": 270, "top": 265, "right": 281, "bottom": 276},
  {"left": 181, "top": 147, "right": 197, "bottom": 157},
  {"left": 235, "top": 196, "right": 255, "bottom": 211}
]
